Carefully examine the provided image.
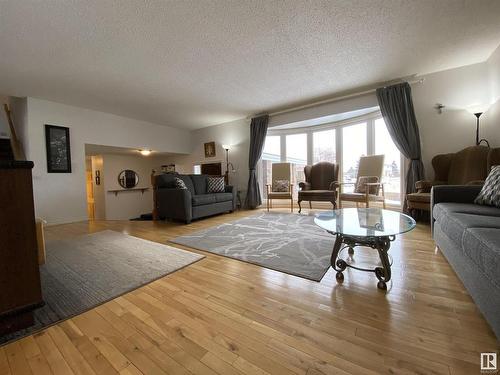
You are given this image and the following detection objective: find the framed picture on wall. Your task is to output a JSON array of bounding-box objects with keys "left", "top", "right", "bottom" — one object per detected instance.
[
  {"left": 45, "top": 124, "right": 72, "bottom": 173},
  {"left": 204, "top": 141, "right": 216, "bottom": 157}
]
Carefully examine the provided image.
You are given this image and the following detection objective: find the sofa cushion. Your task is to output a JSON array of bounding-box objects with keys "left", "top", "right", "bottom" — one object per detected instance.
[
  {"left": 207, "top": 177, "right": 225, "bottom": 193},
  {"left": 174, "top": 177, "right": 187, "bottom": 190},
  {"left": 177, "top": 175, "right": 195, "bottom": 195},
  {"left": 407, "top": 192, "right": 430, "bottom": 203},
  {"left": 192, "top": 194, "right": 216, "bottom": 206},
  {"left": 300, "top": 190, "right": 335, "bottom": 196},
  {"left": 214, "top": 192, "right": 233, "bottom": 203},
  {"left": 462, "top": 228, "right": 500, "bottom": 288},
  {"left": 438, "top": 212, "right": 500, "bottom": 246},
  {"left": 474, "top": 165, "right": 500, "bottom": 208},
  {"left": 156, "top": 174, "right": 195, "bottom": 194},
  {"left": 433, "top": 202, "right": 500, "bottom": 221},
  {"left": 190, "top": 175, "right": 208, "bottom": 195},
  {"left": 155, "top": 173, "right": 176, "bottom": 188}
]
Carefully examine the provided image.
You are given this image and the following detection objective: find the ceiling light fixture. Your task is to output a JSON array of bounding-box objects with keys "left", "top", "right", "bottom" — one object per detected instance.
[{"left": 139, "top": 149, "right": 152, "bottom": 156}]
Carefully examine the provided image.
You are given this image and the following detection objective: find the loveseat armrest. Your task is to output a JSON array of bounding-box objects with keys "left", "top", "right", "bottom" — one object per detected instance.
[
  {"left": 156, "top": 188, "right": 192, "bottom": 223},
  {"left": 431, "top": 185, "right": 482, "bottom": 206},
  {"left": 415, "top": 180, "right": 446, "bottom": 193},
  {"left": 225, "top": 185, "right": 237, "bottom": 210},
  {"left": 329, "top": 181, "right": 340, "bottom": 191},
  {"left": 467, "top": 180, "right": 485, "bottom": 186},
  {"left": 299, "top": 181, "right": 311, "bottom": 191}
]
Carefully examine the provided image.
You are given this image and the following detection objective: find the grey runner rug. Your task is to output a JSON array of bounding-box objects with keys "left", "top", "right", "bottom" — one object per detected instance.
[
  {"left": 0, "top": 230, "right": 203, "bottom": 345},
  {"left": 170, "top": 212, "right": 334, "bottom": 281}
]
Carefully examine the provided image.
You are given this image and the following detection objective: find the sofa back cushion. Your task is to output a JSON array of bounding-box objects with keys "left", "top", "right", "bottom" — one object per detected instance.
[
  {"left": 475, "top": 165, "right": 500, "bottom": 208},
  {"left": 155, "top": 174, "right": 176, "bottom": 188},
  {"left": 305, "top": 162, "right": 339, "bottom": 190},
  {"left": 447, "top": 145, "right": 489, "bottom": 184},
  {"left": 207, "top": 176, "right": 225, "bottom": 193},
  {"left": 190, "top": 174, "right": 208, "bottom": 195},
  {"left": 156, "top": 174, "right": 195, "bottom": 194}
]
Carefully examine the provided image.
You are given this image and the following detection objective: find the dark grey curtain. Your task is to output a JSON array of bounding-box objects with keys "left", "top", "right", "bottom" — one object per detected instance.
[
  {"left": 244, "top": 114, "right": 269, "bottom": 209},
  {"left": 376, "top": 82, "right": 424, "bottom": 212}
]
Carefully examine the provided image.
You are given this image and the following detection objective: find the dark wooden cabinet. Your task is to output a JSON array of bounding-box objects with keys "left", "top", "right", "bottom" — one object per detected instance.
[{"left": 0, "top": 160, "right": 43, "bottom": 335}]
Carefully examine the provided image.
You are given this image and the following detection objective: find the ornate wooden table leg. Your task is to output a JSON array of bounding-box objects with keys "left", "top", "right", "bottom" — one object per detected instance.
[
  {"left": 330, "top": 234, "right": 346, "bottom": 282},
  {"left": 374, "top": 236, "right": 392, "bottom": 290}
]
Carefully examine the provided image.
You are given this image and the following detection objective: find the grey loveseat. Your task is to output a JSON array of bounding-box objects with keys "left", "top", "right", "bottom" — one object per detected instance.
[
  {"left": 154, "top": 174, "right": 236, "bottom": 223},
  {"left": 432, "top": 185, "right": 500, "bottom": 338}
]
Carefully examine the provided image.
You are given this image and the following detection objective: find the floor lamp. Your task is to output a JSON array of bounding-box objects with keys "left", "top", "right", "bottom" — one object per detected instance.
[
  {"left": 222, "top": 144, "right": 236, "bottom": 184},
  {"left": 467, "top": 105, "right": 490, "bottom": 147}
]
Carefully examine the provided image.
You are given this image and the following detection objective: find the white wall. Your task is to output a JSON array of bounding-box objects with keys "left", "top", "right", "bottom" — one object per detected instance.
[
  {"left": 24, "top": 97, "right": 191, "bottom": 224},
  {"left": 413, "top": 44, "right": 500, "bottom": 178},
  {"left": 0, "top": 95, "right": 9, "bottom": 137},
  {"left": 412, "top": 62, "right": 491, "bottom": 176},
  {"left": 154, "top": 118, "right": 251, "bottom": 194},
  {"left": 9, "top": 97, "right": 28, "bottom": 151},
  {"left": 483, "top": 44, "right": 500, "bottom": 146},
  {"left": 102, "top": 154, "right": 154, "bottom": 220}
]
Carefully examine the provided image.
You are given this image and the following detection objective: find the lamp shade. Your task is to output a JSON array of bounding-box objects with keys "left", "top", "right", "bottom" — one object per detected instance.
[
  {"left": 222, "top": 144, "right": 231, "bottom": 150},
  {"left": 139, "top": 149, "right": 152, "bottom": 156},
  {"left": 466, "top": 104, "right": 490, "bottom": 115}
]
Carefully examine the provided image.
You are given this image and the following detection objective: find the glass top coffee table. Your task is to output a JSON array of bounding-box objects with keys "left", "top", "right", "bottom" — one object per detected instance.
[{"left": 314, "top": 208, "right": 416, "bottom": 290}]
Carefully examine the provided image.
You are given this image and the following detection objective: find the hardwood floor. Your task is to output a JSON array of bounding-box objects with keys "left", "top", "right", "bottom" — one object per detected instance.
[{"left": 1, "top": 208, "right": 498, "bottom": 375}]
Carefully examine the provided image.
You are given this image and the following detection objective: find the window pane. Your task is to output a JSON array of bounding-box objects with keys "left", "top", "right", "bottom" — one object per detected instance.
[
  {"left": 286, "top": 133, "right": 307, "bottom": 197},
  {"left": 342, "top": 123, "right": 367, "bottom": 193},
  {"left": 263, "top": 136, "right": 280, "bottom": 160},
  {"left": 375, "top": 118, "right": 401, "bottom": 204},
  {"left": 261, "top": 136, "right": 281, "bottom": 199},
  {"left": 313, "top": 129, "right": 336, "bottom": 163},
  {"left": 286, "top": 134, "right": 307, "bottom": 162}
]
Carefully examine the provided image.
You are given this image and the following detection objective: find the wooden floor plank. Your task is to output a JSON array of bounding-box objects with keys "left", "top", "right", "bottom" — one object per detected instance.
[
  {"left": 0, "top": 348, "right": 11, "bottom": 375},
  {"left": 33, "top": 331, "right": 75, "bottom": 375}
]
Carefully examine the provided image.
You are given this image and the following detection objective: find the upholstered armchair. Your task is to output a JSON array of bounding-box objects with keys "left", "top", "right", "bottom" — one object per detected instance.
[
  {"left": 298, "top": 162, "right": 339, "bottom": 213},
  {"left": 407, "top": 145, "right": 497, "bottom": 213},
  {"left": 338, "top": 155, "right": 386, "bottom": 209},
  {"left": 266, "top": 163, "right": 294, "bottom": 212}
]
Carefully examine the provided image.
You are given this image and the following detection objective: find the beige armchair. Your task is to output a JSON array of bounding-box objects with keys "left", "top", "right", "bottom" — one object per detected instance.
[
  {"left": 298, "top": 162, "right": 339, "bottom": 213},
  {"left": 266, "top": 163, "right": 294, "bottom": 212},
  {"left": 338, "top": 155, "right": 386, "bottom": 208}
]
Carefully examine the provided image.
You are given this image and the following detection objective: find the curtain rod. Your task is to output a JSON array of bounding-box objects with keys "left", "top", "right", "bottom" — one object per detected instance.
[{"left": 262, "top": 78, "right": 425, "bottom": 118}]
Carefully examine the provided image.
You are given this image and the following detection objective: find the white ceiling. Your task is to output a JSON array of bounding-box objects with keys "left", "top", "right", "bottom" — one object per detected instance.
[{"left": 1, "top": 1, "right": 499, "bottom": 130}]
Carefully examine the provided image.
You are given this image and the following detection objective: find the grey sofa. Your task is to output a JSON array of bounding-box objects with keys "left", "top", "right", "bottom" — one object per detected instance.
[
  {"left": 432, "top": 185, "right": 500, "bottom": 339},
  {"left": 154, "top": 174, "right": 236, "bottom": 223}
]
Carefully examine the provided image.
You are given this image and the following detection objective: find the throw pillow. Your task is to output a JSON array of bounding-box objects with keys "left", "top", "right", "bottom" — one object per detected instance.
[
  {"left": 474, "top": 165, "right": 500, "bottom": 208},
  {"left": 272, "top": 179, "right": 290, "bottom": 192},
  {"left": 207, "top": 176, "right": 225, "bottom": 193},
  {"left": 174, "top": 177, "right": 187, "bottom": 190},
  {"left": 355, "top": 176, "right": 379, "bottom": 194}
]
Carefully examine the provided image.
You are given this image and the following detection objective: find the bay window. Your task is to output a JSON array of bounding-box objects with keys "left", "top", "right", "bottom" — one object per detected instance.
[{"left": 259, "top": 112, "right": 403, "bottom": 207}]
